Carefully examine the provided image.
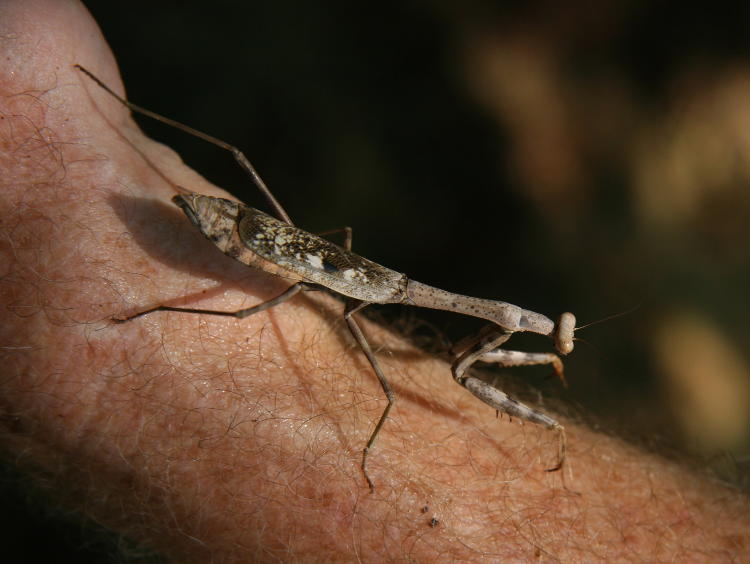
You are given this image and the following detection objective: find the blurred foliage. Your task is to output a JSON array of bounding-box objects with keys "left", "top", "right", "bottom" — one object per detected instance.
[{"left": 81, "top": 1, "right": 750, "bottom": 481}]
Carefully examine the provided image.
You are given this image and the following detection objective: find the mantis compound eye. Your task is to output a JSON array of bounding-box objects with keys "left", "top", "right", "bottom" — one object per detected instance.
[{"left": 555, "top": 312, "right": 576, "bottom": 355}]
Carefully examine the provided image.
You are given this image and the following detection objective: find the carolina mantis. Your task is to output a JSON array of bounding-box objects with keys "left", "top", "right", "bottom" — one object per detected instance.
[{"left": 76, "top": 64, "right": 576, "bottom": 492}]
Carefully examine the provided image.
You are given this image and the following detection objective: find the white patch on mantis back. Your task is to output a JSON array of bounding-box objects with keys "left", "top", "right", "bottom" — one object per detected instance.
[{"left": 305, "top": 253, "right": 324, "bottom": 270}]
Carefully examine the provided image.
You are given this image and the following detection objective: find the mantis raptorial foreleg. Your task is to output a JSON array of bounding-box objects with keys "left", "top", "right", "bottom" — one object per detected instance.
[
  {"left": 451, "top": 326, "right": 568, "bottom": 470},
  {"left": 461, "top": 376, "right": 567, "bottom": 472},
  {"left": 453, "top": 323, "right": 567, "bottom": 385}
]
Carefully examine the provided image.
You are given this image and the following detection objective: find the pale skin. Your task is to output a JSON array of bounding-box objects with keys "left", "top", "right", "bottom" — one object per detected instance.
[{"left": 1, "top": 1, "right": 749, "bottom": 562}]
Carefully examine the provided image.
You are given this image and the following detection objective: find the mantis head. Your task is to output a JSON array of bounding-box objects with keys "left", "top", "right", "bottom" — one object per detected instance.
[{"left": 554, "top": 312, "right": 576, "bottom": 355}]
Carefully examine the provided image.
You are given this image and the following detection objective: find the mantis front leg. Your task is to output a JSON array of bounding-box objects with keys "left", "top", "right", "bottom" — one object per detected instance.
[
  {"left": 453, "top": 323, "right": 567, "bottom": 386},
  {"left": 451, "top": 327, "right": 567, "bottom": 472}
]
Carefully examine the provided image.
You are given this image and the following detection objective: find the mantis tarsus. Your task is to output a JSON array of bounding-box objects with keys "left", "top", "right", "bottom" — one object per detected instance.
[{"left": 76, "top": 64, "right": 576, "bottom": 492}]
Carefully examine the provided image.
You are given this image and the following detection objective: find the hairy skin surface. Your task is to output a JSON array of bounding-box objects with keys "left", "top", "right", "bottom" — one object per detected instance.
[{"left": 1, "top": 1, "right": 749, "bottom": 561}]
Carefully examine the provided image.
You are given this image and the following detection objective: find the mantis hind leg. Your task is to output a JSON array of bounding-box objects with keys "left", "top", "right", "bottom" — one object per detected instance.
[{"left": 112, "top": 282, "right": 319, "bottom": 322}]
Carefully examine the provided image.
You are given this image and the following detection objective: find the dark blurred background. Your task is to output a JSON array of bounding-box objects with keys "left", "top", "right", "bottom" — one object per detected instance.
[{"left": 6, "top": 1, "right": 750, "bottom": 561}]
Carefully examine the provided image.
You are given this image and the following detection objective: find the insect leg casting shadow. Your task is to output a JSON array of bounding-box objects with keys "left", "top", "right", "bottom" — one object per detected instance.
[{"left": 76, "top": 64, "right": 576, "bottom": 492}]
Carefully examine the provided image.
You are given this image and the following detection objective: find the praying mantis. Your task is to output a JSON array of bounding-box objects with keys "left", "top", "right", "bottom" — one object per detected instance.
[{"left": 76, "top": 64, "right": 576, "bottom": 492}]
